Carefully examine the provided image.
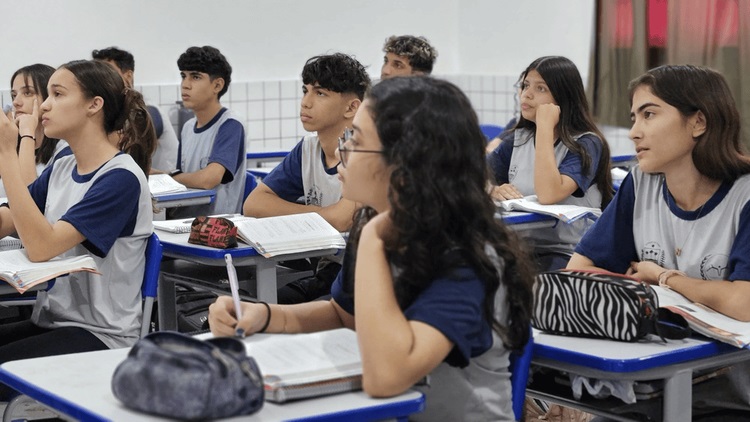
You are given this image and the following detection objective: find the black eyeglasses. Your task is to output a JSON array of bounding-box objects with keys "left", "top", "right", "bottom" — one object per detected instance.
[{"left": 337, "top": 128, "right": 384, "bottom": 168}]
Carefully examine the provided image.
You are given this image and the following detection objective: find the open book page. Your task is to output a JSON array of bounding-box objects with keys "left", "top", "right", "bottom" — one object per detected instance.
[
  {"left": 148, "top": 174, "right": 188, "bottom": 196},
  {"left": 496, "top": 195, "right": 602, "bottom": 223},
  {"left": 0, "top": 250, "right": 98, "bottom": 293},
  {"left": 653, "top": 285, "right": 750, "bottom": 348},
  {"left": 243, "top": 328, "right": 362, "bottom": 402},
  {"left": 234, "top": 212, "right": 346, "bottom": 257},
  {"left": 153, "top": 214, "right": 252, "bottom": 234}
]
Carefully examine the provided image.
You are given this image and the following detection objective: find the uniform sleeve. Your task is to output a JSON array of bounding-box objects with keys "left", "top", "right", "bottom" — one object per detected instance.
[
  {"left": 574, "top": 172, "right": 638, "bottom": 273},
  {"left": 330, "top": 269, "right": 354, "bottom": 315},
  {"left": 404, "top": 270, "right": 492, "bottom": 368},
  {"left": 261, "top": 139, "right": 305, "bottom": 202},
  {"left": 728, "top": 201, "right": 750, "bottom": 281},
  {"left": 487, "top": 132, "right": 514, "bottom": 184},
  {"left": 209, "top": 119, "right": 245, "bottom": 184},
  {"left": 558, "top": 134, "right": 603, "bottom": 197},
  {"left": 59, "top": 169, "right": 142, "bottom": 257}
]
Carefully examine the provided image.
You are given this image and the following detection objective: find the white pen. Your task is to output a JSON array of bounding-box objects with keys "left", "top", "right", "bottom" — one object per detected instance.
[{"left": 224, "top": 253, "right": 244, "bottom": 336}]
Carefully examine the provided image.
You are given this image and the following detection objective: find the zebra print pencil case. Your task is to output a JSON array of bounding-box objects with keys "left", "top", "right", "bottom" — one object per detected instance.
[{"left": 532, "top": 270, "right": 691, "bottom": 342}]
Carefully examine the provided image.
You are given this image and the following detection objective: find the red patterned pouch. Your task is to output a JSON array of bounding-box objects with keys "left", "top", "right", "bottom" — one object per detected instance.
[{"left": 188, "top": 216, "right": 238, "bottom": 249}]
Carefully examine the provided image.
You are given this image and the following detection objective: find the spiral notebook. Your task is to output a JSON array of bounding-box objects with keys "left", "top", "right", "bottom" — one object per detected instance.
[{"left": 244, "top": 328, "right": 362, "bottom": 403}]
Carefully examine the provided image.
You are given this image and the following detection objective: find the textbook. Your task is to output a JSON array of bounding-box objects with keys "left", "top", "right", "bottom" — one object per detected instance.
[
  {"left": 496, "top": 195, "right": 602, "bottom": 223},
  {"left": 148, "top": 174, "right": 188, "bottom": 196},
  {"left": 234, "top": 212, "right": 346, "bottom": 258},
  {"left": 653, "top": 286, "right": 750, "bottom": 349},
  {"left": 153, "top": 214, "right": 252, "bottom": 234},
  {"left": 243, "top": 328, "right": 362, "bottom": 403},
  {"left": 0, "top": 249, "right": 98, "bottom": 294}
]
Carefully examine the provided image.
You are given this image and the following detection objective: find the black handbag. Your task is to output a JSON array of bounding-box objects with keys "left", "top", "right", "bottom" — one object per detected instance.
[
  {"left": 532, "top": 269, "right": 691, "bottom": 342},
  {"left": 112, "top": 331, "right": 264, "bottom": 420}
]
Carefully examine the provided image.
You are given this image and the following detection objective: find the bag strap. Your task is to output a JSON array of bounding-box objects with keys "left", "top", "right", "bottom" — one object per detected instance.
[{"left": 652, "top": 308, "right": 692, "bottom": 340}]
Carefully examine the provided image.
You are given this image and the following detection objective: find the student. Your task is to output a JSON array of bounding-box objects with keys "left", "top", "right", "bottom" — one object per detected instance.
[
  {"left": 92, "top": 47, "right": 179, "bottom": 174},
  {"left": 244, "top": 53, "right": 370, "bottom": 304},
  {"left": 2, "top": 64, "right": 72, "bottom": 196},
  {"left": 169, "top": 46, "right": 246, "bottom": 218},
  {"left": 569, "top": 64, "right": 750, "bottom": 421},
  {"left": 488, "top": 56, "right": 612, "bottom": 271},
  {"left": 210, "top": 76, "right": 535, "bottom": 421},
  {"left": 0, "top": 60, "right": 154, "bottom": 365},
  {"left": 380, "top": 35, "right": 438, "bottom": 79}
]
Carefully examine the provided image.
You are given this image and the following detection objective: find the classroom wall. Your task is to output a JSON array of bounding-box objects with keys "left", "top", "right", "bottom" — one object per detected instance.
[{"left": 2, "top": 0, "right": 634, "bottom": 155}]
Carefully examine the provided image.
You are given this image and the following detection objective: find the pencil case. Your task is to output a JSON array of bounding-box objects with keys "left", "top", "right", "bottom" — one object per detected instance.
[
  {"left": 532, "top": 269, "right": 691, "bottom": 342},
  {"left": 112, "top": 331, "right": 264, "bottom": 420},
  {"left": 188, "top": 216, "right": 238, "bottom": 249}
]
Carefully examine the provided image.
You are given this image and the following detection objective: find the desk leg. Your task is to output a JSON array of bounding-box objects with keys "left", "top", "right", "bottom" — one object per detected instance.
[
  {"left": 157, "top": 272, "right": 178, "bottom": 331},
  {"left": 663, "top": 368, "right": 692, "bottom": 422},
  {"left": 256, "top": 261, "right": 278, "bottom": 304}
]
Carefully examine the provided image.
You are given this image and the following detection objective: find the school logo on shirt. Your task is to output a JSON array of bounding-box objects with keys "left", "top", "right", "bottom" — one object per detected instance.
[
  {"left": 641, "top": 241, "right": 665, "bottom": 266},
  {"left": 509, "top": 165, "right": 518, "bottom": 182},
  {"left": 700, "top": 254, "right": 728, "bottom": 280},
  {"left": 306, "top": 186, "right": 323, "bottom": 207}
]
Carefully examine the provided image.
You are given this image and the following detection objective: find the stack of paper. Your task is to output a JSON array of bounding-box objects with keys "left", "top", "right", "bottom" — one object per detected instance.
[
  {"left": 496, "top": 195, "right": 602, "bottom": 223},
  {"left": 148, "top": 174, "right": 188, "bottom": 196},
  {"left": 245, "top": 328, "right": 362, "bottom": 403},
  {"left": 0, "top": 250, "right": 98, "bottom": 293},
  {"left": 234, "top": 212, "right": 346, "bottom": 257}
]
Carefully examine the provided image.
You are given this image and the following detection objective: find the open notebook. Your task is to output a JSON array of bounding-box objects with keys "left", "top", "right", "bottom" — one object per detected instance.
[
  {"left": 234, "top": 212, "right": 346, "bottom": 258},
  {"left": 148, "top": 174, "right": 188, "bottom": 196},
  {"left": 0, "top": 249, "right": 98, "bottom": 293},
  {"left": 244, "top": 328, "right": 362, "bottom": 403},
  {"left": 496, "top": 195, "right": 602, "bottom": 223}
]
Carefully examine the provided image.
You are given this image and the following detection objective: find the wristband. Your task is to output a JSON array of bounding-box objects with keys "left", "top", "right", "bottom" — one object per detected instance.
[
  {"left": 658, "top": 269, "right": 686, "bottom": 289},
  {"left": 169, "top": 169, "right": 183, "bottom": 177},
  {"left": 19, "top": 135, "right": 35, "bottom": 142},
  {"left": 257, "top": 301, "right": 271, "bottom": 333}
]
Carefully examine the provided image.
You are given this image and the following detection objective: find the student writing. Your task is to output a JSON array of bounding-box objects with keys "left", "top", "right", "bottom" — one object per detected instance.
[
  {"left": 488, "top": 56, "right": 613, "bottom": 271},
  {"left": 210, "top": 76, "right": 534, "bottom": 421}
]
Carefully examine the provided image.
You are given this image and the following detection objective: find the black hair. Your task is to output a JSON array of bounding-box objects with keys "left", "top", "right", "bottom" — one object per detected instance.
[
  {"left": 382, "top": 35, "right": 438, "bottom": 74},
  {"left": 60, "top": 60, "right": 156, "bottom": 175},
  {"left": 10, "top": 64, "right": 60, "bottom": 165},
  {"left": 301, "top": 53, "right": 371, "bottom": 100},
  {"left": 91, "top": 47, "right": 135, "bottom": 72},
  {"left": 350, "top": 76, "right": 534, "bottom": 351},
  {"left": 177, "top": 46, "right": 232, "bottom": 99}
]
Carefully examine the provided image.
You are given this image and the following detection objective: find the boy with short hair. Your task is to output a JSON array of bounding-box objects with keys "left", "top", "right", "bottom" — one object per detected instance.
[
  {"left": 170, "top": 46, "right": 246, "bottom": 218},
  {"left": 380, "top": 35, "right": 438, "bottom": 79},
  {"left": 92, "top": 46, "right": 179, "bottom": 173},
  {"left": 245, "top": 53, "right": 370, "bottom": 304}
]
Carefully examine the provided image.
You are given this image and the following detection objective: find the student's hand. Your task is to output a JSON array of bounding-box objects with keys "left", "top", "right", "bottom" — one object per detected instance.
[
  {"left": 0, "top": 106, "right": 19, "bottom": 157},
  {"left": 535, "top": 103, "right": 560, "bottom": 137},
  {"left": 490, "top": 183, "right": 523, "bottom": 200},
  {"left": 208, "top": 296, "right": 270, "bottom": 337},
  {"left": 626, "top": 261, "right": 664, "bottom": 284},
  {"left": 15, "top": 98, "right": 39, "bottom": 143}
]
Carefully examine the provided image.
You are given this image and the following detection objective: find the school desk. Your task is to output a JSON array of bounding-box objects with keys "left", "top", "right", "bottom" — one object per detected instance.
[
  {"left": 156, "top": 231, "right": 339, "bottom": 330},
  {"left": 500, "top": 211, "right": 558, "bottom": 231},
  {"left": 152, "top": 188, "right": 216, "bottom": 221},
  {"left": 246, "top": 150, "right": 289, "bottom": 168},
  {"left": 0, "top": 341, "right": 425, "bottom": 421},
  {"left": 527, "top": 330, "right": 750, "bottom": 421}
]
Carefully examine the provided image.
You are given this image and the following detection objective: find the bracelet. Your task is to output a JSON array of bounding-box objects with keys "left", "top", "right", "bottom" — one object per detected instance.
[
  {"left": 658, "top": 269, "right": 687, "bottom": 289},
  {"left": 19, "top": 135, "right": 35, "bottom": 141},
  {"left": 257, "top": 301, "right": 271, "bottom": 333}
]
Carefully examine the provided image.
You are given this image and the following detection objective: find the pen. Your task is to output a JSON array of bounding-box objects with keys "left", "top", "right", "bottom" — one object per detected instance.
[{"left": 224, "top": 253, "right": 244, "bottom": 337}]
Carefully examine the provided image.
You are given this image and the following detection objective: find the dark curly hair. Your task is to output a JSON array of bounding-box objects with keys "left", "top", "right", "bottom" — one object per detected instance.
[
  {"left": 10, "top": 64, "right": 60, "bottom": 165},
  {"left": 382, "top": 35, "right": 438, "bottom": 74},
  {"left": 514, "top": 56, "right": 613, "bottom": 209},
  {"left": 349, "top": 76, "right": 534, "bottom": 350},
  {"left": 301, "top": 53, "right": 370, "bottom": 100},
  {"left": 177, "top": 46, "right": 232, "bottom": 99},
  {"left": 91, "top": 47, "right": 135, "bottom": 72}
]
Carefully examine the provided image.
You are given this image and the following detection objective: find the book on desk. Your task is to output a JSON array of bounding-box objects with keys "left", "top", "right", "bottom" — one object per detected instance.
[
  {"left": 0, "top": 249, "right": 98, "bottom": 293},
  {"left": 496, "top": 195, "right": 602, "bottom": 223},
  {"left": 241, "top": 328, "right": 363, "bottom": 403},
  {"left": 148, "top": 174, "right": 188, "bottom": 195}
]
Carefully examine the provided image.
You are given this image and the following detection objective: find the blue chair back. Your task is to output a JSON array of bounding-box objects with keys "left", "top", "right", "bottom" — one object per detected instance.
[
  {"left": 244, "top": 171, "right": 258, "bottom": 202},
  {"left": 480, "top": 124, "right": 505, "bottom": 141},
  {"left": 509, "top": 328, "right": 534, "bottom": 421},
  {"left": 140, "top": 232, "right": 162, "bottom": 337}
]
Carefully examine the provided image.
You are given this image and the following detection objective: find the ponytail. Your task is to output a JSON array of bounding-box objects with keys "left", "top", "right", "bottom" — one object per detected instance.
[{"left": 118, "top": 88, "right": 156, "bottom": 175}]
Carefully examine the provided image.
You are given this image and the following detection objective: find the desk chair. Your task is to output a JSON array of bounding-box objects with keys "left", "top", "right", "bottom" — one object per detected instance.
[
  {"left": 480, "top": 124, "right": 505, "bottom": 141},
  {"left": 509, "top": 328, "right": 534, "bottom": 421},
  {"left": 3, "top": 233, "right": 162, "bottom": 421}
]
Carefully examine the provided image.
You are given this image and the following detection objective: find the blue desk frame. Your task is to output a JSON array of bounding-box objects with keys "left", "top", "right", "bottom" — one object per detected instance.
[
  {"left": 152, "top": 189, "right": 216, "bottom": 220},
  {"left": 528, "top": 331, "right": 750, "bottom": 421}
]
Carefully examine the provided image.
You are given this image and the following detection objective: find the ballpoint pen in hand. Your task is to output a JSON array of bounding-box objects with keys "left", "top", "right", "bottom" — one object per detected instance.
[{"left": 224, "top": 253, "right": 244, "bottom": 337}]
